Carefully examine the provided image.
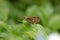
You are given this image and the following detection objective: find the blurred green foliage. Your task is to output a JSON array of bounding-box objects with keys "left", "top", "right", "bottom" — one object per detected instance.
[{"left": 0, "top": 0, "right": 60, "bottom": 40}]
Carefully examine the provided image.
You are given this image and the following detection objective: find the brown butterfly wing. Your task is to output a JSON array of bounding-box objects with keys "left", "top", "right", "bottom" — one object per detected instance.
[
  {"left": 23, "top": 16, "right": 40, "bottom": 24},
  {"left": 25, "top": 17, "right": 35, "bottom": 24}
]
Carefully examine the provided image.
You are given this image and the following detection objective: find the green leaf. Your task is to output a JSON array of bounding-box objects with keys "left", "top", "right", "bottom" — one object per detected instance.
[
  {"left": 48, "top": 14, "right": 60, "bottom": 32},
  {"left": 0, "top": 0, "right": 9, "bottom": 22},
  {"left": 24, "top": 24, "right": 47, "bottom": 39}
]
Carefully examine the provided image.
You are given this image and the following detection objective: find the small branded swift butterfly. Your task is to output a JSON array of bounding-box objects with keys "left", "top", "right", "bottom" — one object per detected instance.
[{"left": 23, "top": 16, "right": 40, "bottom": 24}]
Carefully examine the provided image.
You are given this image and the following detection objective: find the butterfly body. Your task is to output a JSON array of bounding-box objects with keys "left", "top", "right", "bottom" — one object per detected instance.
[{"left": 23, "top": 16, "right": 40, "bottom": 24}]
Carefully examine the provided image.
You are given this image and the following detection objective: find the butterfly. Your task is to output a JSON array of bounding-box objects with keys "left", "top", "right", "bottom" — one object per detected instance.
[{"left": 23, "top": 16, "right": 40, "bottom": 24}]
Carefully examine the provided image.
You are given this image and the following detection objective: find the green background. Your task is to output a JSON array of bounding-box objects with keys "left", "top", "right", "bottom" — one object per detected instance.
[{"left": 0, "top": 0, "right": 60, "bottom": 40}]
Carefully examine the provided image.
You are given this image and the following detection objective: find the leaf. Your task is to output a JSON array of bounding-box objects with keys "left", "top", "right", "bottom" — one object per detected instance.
[
  {"left": 48, "top": 14, "right": 60, "bottom": 32},
  {"left": 0, "top": 21, "right": 18, "bottom": 36},
  {"left": 0, "top": 0, "right": 9, "bottom": 22},
  {"left": 24, "top": 24, "right": 47, "bottom": 40}
]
